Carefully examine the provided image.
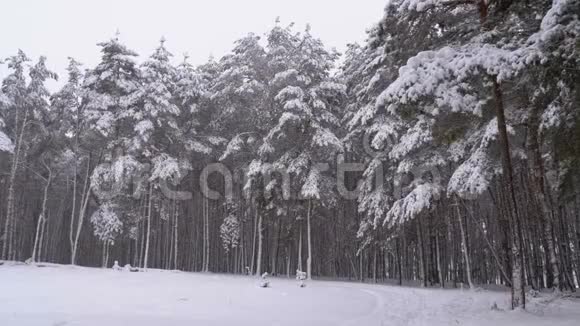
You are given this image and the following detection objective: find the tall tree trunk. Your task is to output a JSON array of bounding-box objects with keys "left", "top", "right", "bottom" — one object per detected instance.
[
  {"left": 298, "top": 221, "right": 303, "bottom": 271},
  {"left": 416, "top": 215, "right": 427, "bottom": 287},
  {"left": 202, "top": 195, "right": 210, "bottom": 272},
  {"left": 397, "top": 236, "right": 403, "bottom": 286},
  {"left": 250, "top": 201, "right": 257, "bottom": 274},
  {"left": 256, "top": 205, "right": 263, "bottom": 276},
  {"left": 32, "top": 166, "right": 51, "bottom": 262},
  {"left": 71, "top": 155, "right": 92, "bottom": 265},
  {"left": 436, "top": 232, "right": 444, "bottom": 288},
  {"left": 174, "top": 201, "right": 179, "bottom": 270},
  {"left": 69, "top": 157, "right": 78, "bottom": 260},
  {"left": 144, "top": 184, "right": 153, "bottom": 270},
  {"left": 372, "top": 245, "right": 377, "bottom": 283},
  {"left": 306, "top": 199, "right": 313, "bottom": 280},
  {"left": 493, "top": 78, "right": 526, "bottom": 309},
  {"left": 455, "top": 197, "right": 474, "bottom": 289}
]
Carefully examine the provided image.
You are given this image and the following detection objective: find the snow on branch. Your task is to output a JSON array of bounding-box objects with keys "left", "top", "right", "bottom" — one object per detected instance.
[
  {"left": 301, "top": 166, "right": 323, "bottom": 200},
  {"left": 0, "top": 131, "right": 13, "bottom": 153},
  {"left": 377, "top": 45, "right": 527, "bottom": 116},
  {"left": 389, "top": 116, "right": 433, "bottom": 160},
  {"left": 150, "top": 154, "right": 191, "bottom": 183},
  {"left": 384, "top": 183, "right": 442, "bottom": 227},
  {"left": 447, "top": 149, "right": 493, "bottom": 199},
  {"left": 90, "top": 203, "right": 123, "bottom": 243}
]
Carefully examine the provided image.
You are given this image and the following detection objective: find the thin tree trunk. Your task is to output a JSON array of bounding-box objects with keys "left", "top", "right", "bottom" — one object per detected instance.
[
  {"left": 416, "top": 215, "right": 427, "bottom": 287},
  {"left": 436, "top": 232, "right": 444, "bottom": 288},
  {"left": 455, "top": 197, "right": 474, "bottom": 289},
  {"left": 32, "top": 165, "right": 51, "bottom": 262},
  {"left": 397, "top": 236, "right": 403, "bottom": 286},
  {"left": 69, "top": 157, "right": 78, "bottom": 259},
  {"left": 71, "top": 155, "right": 92, "bottom": 265},
  {"left": 298, "top": 221, "right": 303, "bottom": 271},
  {"left": 250, "top": 201, "right": 257, "bottom": 274},
  {"left": 256, "top": 205, "right": 263, "bottom": 276},
  {"left": 144, "top": 184, "right": 153, "bottom": 270},
  {"left": 174, "top": 201, "right": 179, "bottom": 270},
  {"left": 307, "top": 199, "right": 313, "bottom": 280},
  {"left": 202, "top": 195, "right": 210, "bottom": 272}
]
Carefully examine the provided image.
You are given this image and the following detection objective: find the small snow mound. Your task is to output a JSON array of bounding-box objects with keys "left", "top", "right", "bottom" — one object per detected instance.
[
  {"left": 259, "top": 272, "right": 270, "bottom": 288},
  {"left": 112, "top": 261, "right": 122, "bottom": 271}
]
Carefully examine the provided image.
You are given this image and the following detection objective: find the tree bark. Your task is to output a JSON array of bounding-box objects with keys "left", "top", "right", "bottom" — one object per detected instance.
[
  {"left": 256, "top": 205, "right": 263, "bottom": 276},
  {"left": 307, "top": 199, "right": 313, "bottom": 280},
  {"left": 32, "top": 163, "right": 51, "bottom": 262},
  {"left": 71, "top": 155, "right": 92, "bottom": 265},
  {"left": 144, "top": 184, "right": 153, "bottom": 270},
  {"left": 455, "top": 197, "right": 474, "bottom": 289},
  {"left": 493, "top": 78, "right": 526, "bottom": 309}
]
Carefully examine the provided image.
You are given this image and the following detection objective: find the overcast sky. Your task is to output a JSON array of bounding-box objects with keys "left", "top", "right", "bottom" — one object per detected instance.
[{"left": 0, "top": 0, "right": 387, "bottom": 89}]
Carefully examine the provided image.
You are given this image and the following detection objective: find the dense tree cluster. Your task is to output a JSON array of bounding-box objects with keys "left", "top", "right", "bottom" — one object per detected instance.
[{"left": 0, "top": 0, "right": 578, "bottom": 309}]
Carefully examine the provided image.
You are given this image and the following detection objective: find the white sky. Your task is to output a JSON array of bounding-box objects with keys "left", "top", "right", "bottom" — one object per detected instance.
[{"left": 0, "top": 0, "right": 387, "bottom": 89}]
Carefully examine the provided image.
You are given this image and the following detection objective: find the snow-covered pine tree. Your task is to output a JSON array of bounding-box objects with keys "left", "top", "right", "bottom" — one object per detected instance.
[
  {"left": 83, "top": 32, "right": 143, "bottom": 200},
  {"left": 174, "top": 51, "right": 228, "bottom": 273},
  {"left": 50, "top": 57, "right": 90, "bottom": 265},
  {"left": 0, "top": 89, "right": 13, "bottom": 153},
  {"left": 90, "top": 202, "right": 123, "bottom": 267},
  {"left": 1, "top": 52, "right": 57, "bottom": 260},
  {"left": 255, "top": 24, "right": 346, "bottom": 280},
  {"left": 83, "top": 33, "right": 141, "bottom": 146},
  {"left": 341, "top": 23, "right": 402, "bottom": 263},
  {"left": 133, "top": 38, "right": 182, "bottom": 270},
  {"left": 350, "top": 0, "right": 579, "bottom": 308},
  {"left": 1, "top": 53, "right": 30, "bottom": 259},
  {"left": 133, "top": 37, "right": 179, "bottom": 154},
  {"left": 83, "top": 33, "right": 143, "bottom": 264},
  {"left": 214, "top": 32, "right": 271, "bottom": 275},
  {"left": 0, "top": 59, "right": 13, "bottom": 152}
]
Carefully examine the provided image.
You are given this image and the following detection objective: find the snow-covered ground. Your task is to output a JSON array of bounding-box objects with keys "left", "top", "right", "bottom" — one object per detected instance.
[{"left": 1, "top": 263, "right": 579, "bottom": 326}]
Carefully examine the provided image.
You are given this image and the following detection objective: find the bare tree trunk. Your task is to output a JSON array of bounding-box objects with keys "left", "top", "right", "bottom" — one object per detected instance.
[
  {"left": 307, "top": 199, "right": 313, "bottom": 280},
  {"left": 250, "top": 201, "right": 257, "bottom": 274},
  {"left": 256, "top": 206, "right": 263, "bottom": 276},
  {"left": 32, "top": 217, "right": 44, "bottom": 263},
  {"left": 298, "top": 220, "right": 303, "bottom": 271},
  {"left": 203, "top": 195, "right": 210, "bottom": 272},
  {"left": 32, "top": 164, "right": 51, "bottom": 262},
  {"left": 174, "top": 201, "right": 178, "bottom": 270},
  {"left": 372, "top": 245, "right": 377, "bottom": 283},
  {"left": 416, "top": 215, "right": 427, "bottom": 287},
  {"left": 71, "top": 155, "right": 92, "bottom": 265},
  {"left": 493, "top": 78, "right": 525, "bottom": 309},
  {"left": 397, "top": 236, "right": 403, "bottom": 286},
  {"left": 144, "top": 184, "right": 153, "bottom": 270},
  {"left": 271, "top": 219, "right": 281, "bottom": 275},
  {"left": 69, "top": 158, "right": 78, "bottom": 260},
  {"left": 455, "top": 197, "right": 474, "bottom": 289},
  {"left": 436, "top": 232, "right": 444, "bottom": 288}
]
